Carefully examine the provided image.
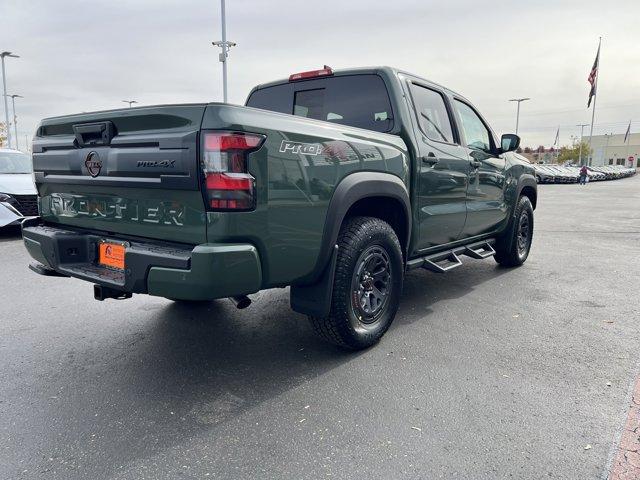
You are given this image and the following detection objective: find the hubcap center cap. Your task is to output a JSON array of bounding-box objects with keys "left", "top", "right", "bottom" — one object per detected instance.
[{"left": 361, "top": 273, "right": 374, "bottom": 291}]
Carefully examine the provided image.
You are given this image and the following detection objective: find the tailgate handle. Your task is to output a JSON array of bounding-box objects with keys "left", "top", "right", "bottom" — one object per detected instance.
[{"left": 73, "top": 121, "right": 115, "bottom": 147}]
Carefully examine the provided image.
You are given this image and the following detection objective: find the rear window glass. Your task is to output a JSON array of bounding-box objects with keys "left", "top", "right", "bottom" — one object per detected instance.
[
  {"left": 246, "top": 74, "right": 393, "bottom": 133},
  {"left": 410, "top": 84, "right": 454, "bottom": 143}
]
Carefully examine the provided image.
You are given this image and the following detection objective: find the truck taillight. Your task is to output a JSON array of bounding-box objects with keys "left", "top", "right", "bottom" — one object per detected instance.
[{"left": 201, "top": 131, "right": 265, "bottom": 211}]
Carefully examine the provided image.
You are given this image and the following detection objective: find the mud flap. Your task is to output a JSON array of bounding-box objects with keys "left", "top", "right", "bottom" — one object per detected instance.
[{"left": 290, "top": 244, "right": 338, "bottom": 318}]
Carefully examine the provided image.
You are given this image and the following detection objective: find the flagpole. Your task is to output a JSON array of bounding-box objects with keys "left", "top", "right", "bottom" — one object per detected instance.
[
  {"left": 626, "top": 121, "right": 631, "bottom": 167},
  {"left": 587, "top": 36, "right": 602, "bottom": 166}
]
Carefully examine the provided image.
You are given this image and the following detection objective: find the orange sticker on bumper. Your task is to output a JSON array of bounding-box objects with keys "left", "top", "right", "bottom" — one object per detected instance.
[{"left": 99, "top": 242, "right": 125, "bottom": 270}]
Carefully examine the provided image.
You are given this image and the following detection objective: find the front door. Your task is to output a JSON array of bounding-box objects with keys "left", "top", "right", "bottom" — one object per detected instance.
[
  {"left": 408, "top": 82, "right": 470, "bottom": 250},
  {"left": 453, "top": 99, "right": 508, "bottom": 238}
]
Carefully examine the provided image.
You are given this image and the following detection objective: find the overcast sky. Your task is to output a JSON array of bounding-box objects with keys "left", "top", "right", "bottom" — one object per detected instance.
[{"left": 1, "top": 0, "right": 639, "bottom": 150}]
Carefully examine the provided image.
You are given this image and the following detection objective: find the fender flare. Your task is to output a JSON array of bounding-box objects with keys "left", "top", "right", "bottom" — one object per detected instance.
[
  {"left": 514, "top": 173, "right": 538, "bottom": 215},
  {"left": 290, "top": 171, "right": 411, "bottom": 318}
]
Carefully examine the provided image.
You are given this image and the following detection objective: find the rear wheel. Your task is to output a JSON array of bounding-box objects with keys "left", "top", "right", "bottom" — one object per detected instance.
[
  {"left": 309, "top": 216, "right": 403, "bottom": 350},
  {"left": 494, "top": 196, "right": 534, "bottom": 267}
]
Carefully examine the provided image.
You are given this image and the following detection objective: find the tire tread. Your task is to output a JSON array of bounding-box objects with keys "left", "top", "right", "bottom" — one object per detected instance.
[{"left": 494, "top": 196, "right": 534, "bottom": 267}]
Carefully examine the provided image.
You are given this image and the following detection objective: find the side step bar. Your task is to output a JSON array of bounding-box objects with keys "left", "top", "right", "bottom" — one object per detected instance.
[
  {"left": 406, "top": 239, "right": 496, "bottom": 273},
  {"left": 423, "top": 251, "right": 463, "bottom": 273},
  {"left": 463, "top": 242, "right": 495, "bottom": 260}
]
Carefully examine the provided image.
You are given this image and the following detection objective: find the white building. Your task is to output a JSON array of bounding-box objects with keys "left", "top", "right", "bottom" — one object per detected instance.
[{"left": 589, "top": 132, "right": 639, "bottom": 167}]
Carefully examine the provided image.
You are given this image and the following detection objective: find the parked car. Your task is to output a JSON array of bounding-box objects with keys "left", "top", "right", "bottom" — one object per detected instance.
[
  {"left": 585, "top": 167, "right": 606, "bottom": 181},
  {"left": 533, "top": 165, "right": 556, "bottom": 183},
  {"left": 23, "top": 66, "right": 538, "bottom": 350},
  {"left": 546, "top": 165, "right": 576, "bottom": 183},
  {"left": 0, "top": 148, "right": 38, "bottom": 227},
  {"left": 533, "top": 162, "right": 635, "bottom": 185}
]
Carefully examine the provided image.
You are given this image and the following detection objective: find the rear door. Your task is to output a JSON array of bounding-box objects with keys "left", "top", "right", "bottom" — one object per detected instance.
[
  {"left": 453, "top": 99, "right": 508, "bottom": 238},
  {"left": 32, "top": 105, "right": 207, "bottom": 245},
  {"left": 406, "top": 81, "right": 469, "bottom": 250}
]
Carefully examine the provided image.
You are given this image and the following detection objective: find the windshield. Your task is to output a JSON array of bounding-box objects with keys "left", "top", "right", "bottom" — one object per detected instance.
[{"left": 0, "top": 151, "right": 32, "bottom": 174}]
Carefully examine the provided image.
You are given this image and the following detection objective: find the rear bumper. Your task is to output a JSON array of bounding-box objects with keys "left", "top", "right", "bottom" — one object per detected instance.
[{"left": 21, "top": 219, "right": 262, "bottom": 300}]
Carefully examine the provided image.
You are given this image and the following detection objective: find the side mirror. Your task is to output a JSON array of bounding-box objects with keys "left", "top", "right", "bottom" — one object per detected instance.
[{"left": 501, "top": 133, "right": 520, "bottom": 153}]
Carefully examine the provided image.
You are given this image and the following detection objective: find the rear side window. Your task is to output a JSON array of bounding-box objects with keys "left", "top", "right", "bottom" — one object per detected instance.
[
  {"left": 246, "top": 74, "right": 393, "bottom": 133},
  {"left": 409, "top": 84, "right": 454, "bottom": 143}
]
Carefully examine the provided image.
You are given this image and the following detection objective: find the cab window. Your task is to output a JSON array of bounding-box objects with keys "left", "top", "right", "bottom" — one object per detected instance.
[
  {"left": 409, "top": 84, "right": 454, "bottom": 143},
  {"left": 454, "top": 100, "right": 492, "bottom": 153}
]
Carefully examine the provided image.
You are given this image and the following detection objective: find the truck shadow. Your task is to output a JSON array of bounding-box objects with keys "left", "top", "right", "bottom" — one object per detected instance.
[
  {"left": 395, "top": 262, "right": 513, "bottom": 326},
  {"left": 26, "top": 262, "right": 515, "bottom": 478}
]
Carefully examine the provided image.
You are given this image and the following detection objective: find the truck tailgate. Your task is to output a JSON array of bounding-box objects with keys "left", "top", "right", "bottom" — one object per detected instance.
[{"left": 32, "top": 105, "right": 207, "bottom": 245}]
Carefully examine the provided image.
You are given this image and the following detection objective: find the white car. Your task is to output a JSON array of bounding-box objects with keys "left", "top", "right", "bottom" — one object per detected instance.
[{"left": 0, "top": 148, "right": 38, "bottom": 227}]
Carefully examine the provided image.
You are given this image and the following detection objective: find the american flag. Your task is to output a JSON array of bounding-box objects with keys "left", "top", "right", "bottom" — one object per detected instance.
[{"left": 587, "top": 44, "right": 600, "bottom": 108}]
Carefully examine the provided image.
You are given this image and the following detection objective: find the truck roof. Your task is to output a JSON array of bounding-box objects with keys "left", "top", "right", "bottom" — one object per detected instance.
[{"left": 250, "top": 66, "right": 467, "bottom": 101}]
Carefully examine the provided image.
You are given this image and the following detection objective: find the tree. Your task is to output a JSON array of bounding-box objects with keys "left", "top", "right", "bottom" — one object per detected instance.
[
  {"left": 0, "top": 122, "right": 6, "bottom": 147},
  {"left": 557, "top": 140, "right": 592, "bottom": 165}
]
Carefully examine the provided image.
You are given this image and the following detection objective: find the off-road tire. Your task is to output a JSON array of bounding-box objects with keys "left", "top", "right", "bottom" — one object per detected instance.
[
  {"left": 309, "top": 216, "right": 403, "bottom": 350},
  {"left": 494, "top": 196, "right": 534, "bottom": 267}
]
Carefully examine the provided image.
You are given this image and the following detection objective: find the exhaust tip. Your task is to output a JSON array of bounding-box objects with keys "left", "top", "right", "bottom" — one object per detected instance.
[{"left": 229, "top": 295, "right": 251, "bottom": 309}]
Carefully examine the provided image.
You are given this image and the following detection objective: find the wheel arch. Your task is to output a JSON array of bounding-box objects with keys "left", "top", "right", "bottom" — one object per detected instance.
[
  {"left": 305, "top": 171, "right": 411, "bottom": 284},
  {"left": 516, "top": 174, "right": 538, "bottom": 211},
  {"left": 290, "top": 171, "right": 411, "bottom": 317}
]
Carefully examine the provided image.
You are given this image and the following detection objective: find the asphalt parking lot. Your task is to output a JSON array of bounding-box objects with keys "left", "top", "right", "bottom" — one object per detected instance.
[{"left": 1, "top": 176, "right": 639, "bottom": 480}]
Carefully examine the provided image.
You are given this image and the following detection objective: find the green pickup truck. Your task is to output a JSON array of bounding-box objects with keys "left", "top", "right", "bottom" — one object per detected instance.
[{"left": 23, "top": 66, "right": 537, "bottom": 349}]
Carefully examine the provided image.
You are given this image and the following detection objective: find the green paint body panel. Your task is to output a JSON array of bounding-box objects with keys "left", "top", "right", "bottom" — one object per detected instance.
[
  {"left": 23, "top": 236, "right": 51, "bottom": 267},
  {"left": 147, "top": 244, "right": 262, "bottom": 300},
  {"left": 38, "top": 184, "right": 208, "bottom": 245}
]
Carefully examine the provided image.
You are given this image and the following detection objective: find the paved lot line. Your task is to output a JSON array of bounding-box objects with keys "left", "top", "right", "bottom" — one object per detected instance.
[{"left": 608, "top": 375, "right": 640, "bottom": 480}]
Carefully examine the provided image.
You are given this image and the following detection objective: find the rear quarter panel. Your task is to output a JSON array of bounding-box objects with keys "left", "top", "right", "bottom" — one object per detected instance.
[{"left": 201, "top": 104, "right": 409, "bottom": 287}]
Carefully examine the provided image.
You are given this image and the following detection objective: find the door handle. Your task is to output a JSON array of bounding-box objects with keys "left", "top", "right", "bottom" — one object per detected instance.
[
  {"left": 421, "top": 154, "right": 440, "bottom": 166},
  {"left": 471, "top": 159, "right": 482, "bottom": 168}
]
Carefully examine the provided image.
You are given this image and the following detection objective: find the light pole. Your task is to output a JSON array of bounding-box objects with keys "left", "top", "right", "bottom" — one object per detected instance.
[
  {"left": 8, "top": 94, "right": 22, "bottom": 151},
  {"left": 212, "top": 0, "right": 236, "bottom": 103},
  {"left": 1, "top": 51, "right": 19, "bottom": 149},
  {"left": 576, "top": 123, "right": 589, "bottom": 165},
  {"left": 509, "top": 98, "right": 530, "bottom": 135},
  {"left": 122, "top": 100, "right": 138, "bottom": 108}
]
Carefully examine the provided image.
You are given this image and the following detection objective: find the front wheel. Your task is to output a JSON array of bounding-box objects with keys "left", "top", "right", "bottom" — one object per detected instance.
[
  {"left": 309, "top": 216, "right": 403, "bottom": 350},
  {"left": 494, "top": 196, "right": 534, "bottom": 267}
]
